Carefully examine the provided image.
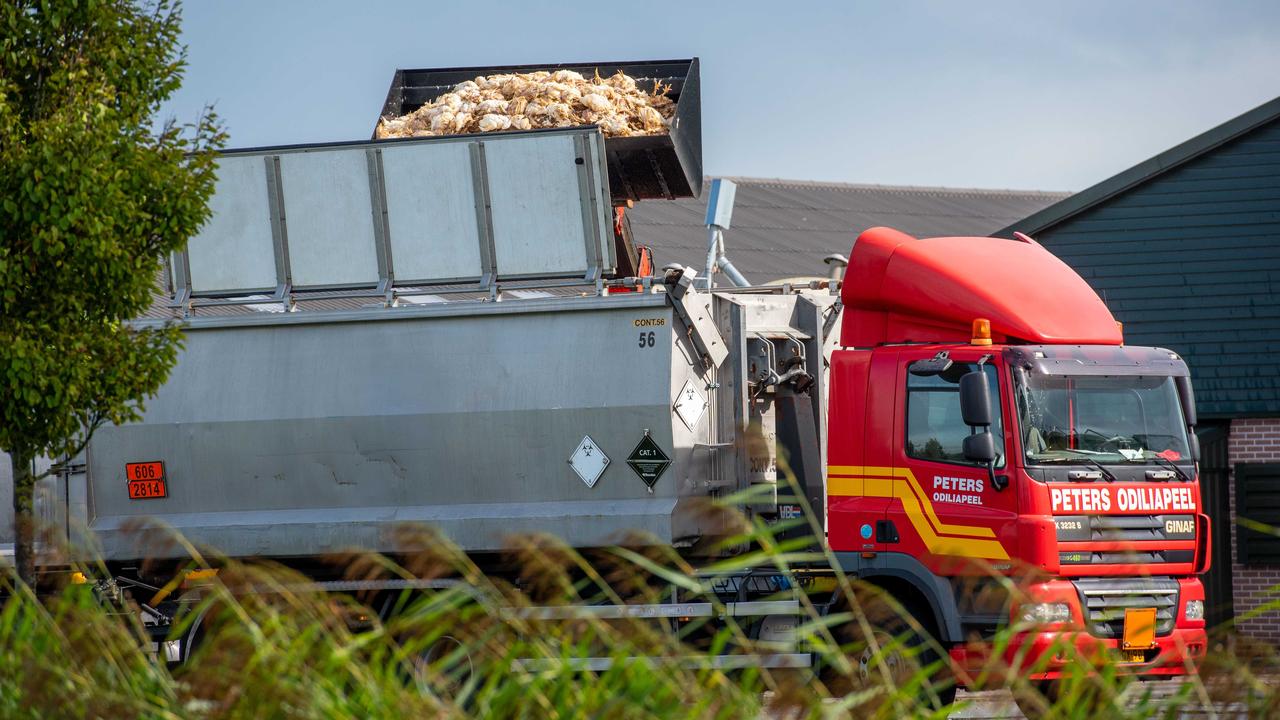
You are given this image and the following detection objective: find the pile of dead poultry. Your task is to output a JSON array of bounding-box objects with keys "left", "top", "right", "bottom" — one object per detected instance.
[{"left": 375, "top": 69, "right": 675, "bottom": 139}]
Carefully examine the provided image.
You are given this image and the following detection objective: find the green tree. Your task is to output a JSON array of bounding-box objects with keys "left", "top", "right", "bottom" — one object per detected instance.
[{"left": 0, "top": 0, "right": 222, "bottom": 585}]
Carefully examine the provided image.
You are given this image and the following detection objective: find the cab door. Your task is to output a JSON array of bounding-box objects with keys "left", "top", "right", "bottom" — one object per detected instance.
[{"left": 890, "top": 348, "right": 1019, "bottom": 573}]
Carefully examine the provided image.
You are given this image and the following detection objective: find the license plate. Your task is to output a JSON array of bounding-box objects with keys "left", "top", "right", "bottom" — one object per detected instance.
[
  {"left": 126, "top": 462, "right": 167, "bottom": 500},
  {"left": 1122, "top": 649, "right": 1146, "bottom": 663},
  {"left": 1122, "top": 607, "right": 1157, "bottom": 650}
]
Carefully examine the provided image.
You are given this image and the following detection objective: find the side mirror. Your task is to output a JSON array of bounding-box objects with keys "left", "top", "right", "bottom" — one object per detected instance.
[
  {"left": 1188, "top": 433, "right": 1201, "bottom": 463},
  {"left": 1175, "top": 375, "right": 1197, "bottom": 428},
  {"left": 959, "top": 371, "right": 992, "bottom": 427},
  {"left": 963, "top": 432, "right": 997, "bottom": 464}
]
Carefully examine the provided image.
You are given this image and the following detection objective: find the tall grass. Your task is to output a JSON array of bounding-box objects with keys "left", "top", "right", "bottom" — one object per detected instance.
[{"left": 1, "top": 491, "right": 1277, "bottom": 719}]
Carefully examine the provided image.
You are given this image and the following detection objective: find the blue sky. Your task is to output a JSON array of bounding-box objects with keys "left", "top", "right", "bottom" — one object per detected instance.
[{"left": 161, "top": 1, "right": 1280, "bottom": 191}]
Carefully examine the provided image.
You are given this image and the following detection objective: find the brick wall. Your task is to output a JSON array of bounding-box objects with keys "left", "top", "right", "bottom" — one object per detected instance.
[{"left": 1228, "top": 417, "right": 1280, "bottom": 643}]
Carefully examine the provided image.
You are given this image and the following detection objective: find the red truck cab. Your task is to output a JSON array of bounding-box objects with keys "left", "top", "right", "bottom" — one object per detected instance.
[{"left": 826, "top": 227, "right": 1209, "bottom": 681}]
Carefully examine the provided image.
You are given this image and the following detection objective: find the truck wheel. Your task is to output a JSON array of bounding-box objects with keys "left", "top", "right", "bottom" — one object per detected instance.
[
  {"left": 379, "top": 593, "right": 486, "bottom": 702},
  {"left": 413, "top": 635, "right": 476, "bottom": 699},
  {"left": 819, "top": 586, "right": 957, "bottom": 712}
]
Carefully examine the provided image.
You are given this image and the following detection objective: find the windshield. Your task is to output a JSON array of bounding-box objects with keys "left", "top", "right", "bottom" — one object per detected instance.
[{"left": 1015, "top": 372, "right": 1191, "bottom": 465}]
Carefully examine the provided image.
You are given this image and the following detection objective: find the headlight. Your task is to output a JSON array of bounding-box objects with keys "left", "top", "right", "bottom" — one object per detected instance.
[
  {"left": 1185, "top": 599, "right": 1204, "bottom": 621},
  {"left": 1019, "top": 602, "right": 1072, "bottom": 625}
]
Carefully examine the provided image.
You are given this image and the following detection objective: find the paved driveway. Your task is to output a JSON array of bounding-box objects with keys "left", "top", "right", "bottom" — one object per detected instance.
[{"left": 951, "top": 682, "right": 1250, "bottom": 719}]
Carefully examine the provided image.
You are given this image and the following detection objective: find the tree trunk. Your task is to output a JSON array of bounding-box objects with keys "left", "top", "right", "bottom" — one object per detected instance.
[{"left": 10, "top": 449, "right": 36, "bottom": 587}]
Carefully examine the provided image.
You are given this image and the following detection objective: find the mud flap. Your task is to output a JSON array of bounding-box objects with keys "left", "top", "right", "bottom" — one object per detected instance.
[{"left": 774, "top": 385, "right": 824, "bottom": 538}]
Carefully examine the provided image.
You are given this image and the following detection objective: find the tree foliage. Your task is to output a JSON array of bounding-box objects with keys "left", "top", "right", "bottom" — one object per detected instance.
[{"left": 0, "top": 0, "right": 223, "bottom": 583}]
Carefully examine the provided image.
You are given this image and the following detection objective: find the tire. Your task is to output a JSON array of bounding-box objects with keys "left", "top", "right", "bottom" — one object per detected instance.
[
  {"left": 818, "top": 583, "right": 957, "bottom": 713},
  {"left": 378, "top": 593, "right": 480, "bottom": 702},
  {"left": 413, "top": 634, "right": 476, "bottom": 698}
]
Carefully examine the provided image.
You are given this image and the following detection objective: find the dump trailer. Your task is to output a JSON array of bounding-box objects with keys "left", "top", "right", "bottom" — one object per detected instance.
[{"left": 10, "top": 58, "right": 1209, "bottom": 691}]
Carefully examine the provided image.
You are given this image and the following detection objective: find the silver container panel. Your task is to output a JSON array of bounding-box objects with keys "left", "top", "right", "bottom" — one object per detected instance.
[
  {"left": 484, "top": 132, "right": 600, "bottom": 278},
  {"left": 185, "top": 155, "right": 279, "bottom": 295},
  {"left": 83, "top": 294, "right": 731, "bottom": 561},
  {"left": 277, "top": 149, "right": 382, "bottom": 289},
  {"left": 379, "top": 141, "right": 484, "bottom": 283}
]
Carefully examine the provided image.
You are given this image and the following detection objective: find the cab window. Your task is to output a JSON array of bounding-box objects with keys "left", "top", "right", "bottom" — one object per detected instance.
[{"left": 905, "top": 362, "right": 1004, "bottom": 466}]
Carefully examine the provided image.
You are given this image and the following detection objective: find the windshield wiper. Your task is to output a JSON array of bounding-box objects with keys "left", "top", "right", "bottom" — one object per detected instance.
[
  {"left": 1150, "top": 454, "right": 1191, "bottom": 482},
  {"left": 1030, "top": 453, "right": 1117, "bottom": 481}
]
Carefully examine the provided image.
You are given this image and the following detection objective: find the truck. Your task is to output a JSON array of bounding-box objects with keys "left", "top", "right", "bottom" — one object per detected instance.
[{"left": 3, "top": 58, "right": 1209, "bottom": 704}]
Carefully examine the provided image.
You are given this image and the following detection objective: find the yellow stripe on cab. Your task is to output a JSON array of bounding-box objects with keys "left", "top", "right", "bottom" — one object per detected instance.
[{"left": 827, "top": 465, "right": 1009, "bottom": 561}]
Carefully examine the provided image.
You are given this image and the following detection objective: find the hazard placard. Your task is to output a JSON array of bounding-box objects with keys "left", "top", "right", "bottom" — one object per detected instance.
[
  {"left": 126, "top": 461, "right": 167, "bottom": 500},
  {"left": 1122, "top": 607, "right": 1157, "bottom": 650},
  {"left": 569, "top": 435, "right": 609, "bottom": 489},
  {"left": 626, "top": 433, "right": 670, "bottom": 489}
]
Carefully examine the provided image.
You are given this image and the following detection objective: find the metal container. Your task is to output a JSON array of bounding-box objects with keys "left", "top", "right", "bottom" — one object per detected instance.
[
  {"left": 17, "top": 282, "right": 838, "bottom": 564},
  {"left": 375, "top": 59, "right": 703, "bottom": 202},
  {"left": 77, "top": 292, "right": 738, "bottom": 561},
  {"left": 0, "top": 452, "right": 57, "bottom": 564},
  {"left": 0, "top": 453, "right": 11, "bottom": 561}
]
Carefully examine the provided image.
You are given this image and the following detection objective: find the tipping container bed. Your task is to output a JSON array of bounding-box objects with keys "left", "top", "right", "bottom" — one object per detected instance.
[{"left": 376, "top": 58, "right": 702, "bottom": 202}]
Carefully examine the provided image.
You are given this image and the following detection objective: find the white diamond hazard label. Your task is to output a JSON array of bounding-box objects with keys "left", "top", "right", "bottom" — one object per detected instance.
[
  {"left": 569, "top": 435, "right": 609, "bottom": 488},
  {"left": 674, "top": 379, "right": 706, "bottom": 430}
]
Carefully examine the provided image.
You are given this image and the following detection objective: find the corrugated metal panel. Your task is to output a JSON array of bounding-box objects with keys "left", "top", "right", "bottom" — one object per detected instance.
[
  {"left": 1031, "top": 118, "right": 1280, "bottom": 418},
  {"left": 628, "top": 179, "right": 1068, "bottom": 283}
]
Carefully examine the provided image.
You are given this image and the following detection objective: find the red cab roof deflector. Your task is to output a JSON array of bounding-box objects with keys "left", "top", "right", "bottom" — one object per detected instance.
[{"left": 840, "top": 227, "right": 1122, "bottom": 347}]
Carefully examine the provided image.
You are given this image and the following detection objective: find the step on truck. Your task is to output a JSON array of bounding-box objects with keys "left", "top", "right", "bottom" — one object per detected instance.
[{"left": 5, "top": 58, "right": 1209, "bottom": 699}]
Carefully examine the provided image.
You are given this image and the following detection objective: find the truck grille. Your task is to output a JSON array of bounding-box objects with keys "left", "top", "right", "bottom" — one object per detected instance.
[
  {"left": 1073, "top": 577, "right": 1179, "bottom": 639},
  {"left": 1060, "top": 550, "right": 1195, "bottom": 565},
  {"left": 1055, "top": 514, "right": 1195, "bottom": 543}
]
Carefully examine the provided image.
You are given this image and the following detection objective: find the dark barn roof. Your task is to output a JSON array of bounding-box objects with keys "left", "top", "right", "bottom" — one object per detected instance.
[
  {"left": 1000, "top": 96, "right": 1280, "bottom": 418},
  {"left": 628, "top": 179, "right": 1069, "bottom": 284}
]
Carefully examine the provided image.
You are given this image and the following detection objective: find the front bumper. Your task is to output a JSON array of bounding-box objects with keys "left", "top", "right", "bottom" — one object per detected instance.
[
  {"left": 950, "top": 576, "right": 1208, "bottom": 684},
  {"left": 1010, "top": 576, "right": 1206, "bottom": 679},
  {"left": 950, "top": 626, "right": 1208, "bottom": 685},
  {"left": 1003, "top": 626, "right": 1208, "bottom": 680}
]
